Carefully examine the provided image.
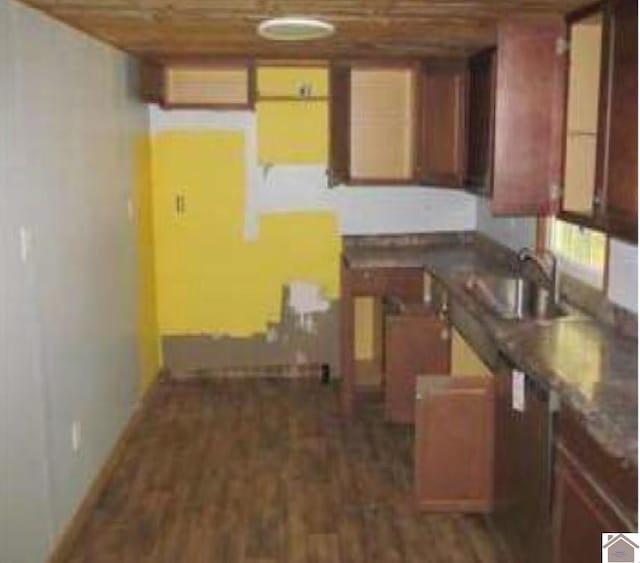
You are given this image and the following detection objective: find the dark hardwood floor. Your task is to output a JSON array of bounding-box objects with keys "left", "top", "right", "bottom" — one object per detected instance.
[{"left": 63, "top": 376, "right": 506, "bottom": 562}]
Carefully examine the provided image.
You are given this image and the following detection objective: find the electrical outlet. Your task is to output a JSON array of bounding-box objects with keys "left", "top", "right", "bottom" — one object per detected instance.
[{"left": 71, "top": 421, "right": 82, "bottom": 453}]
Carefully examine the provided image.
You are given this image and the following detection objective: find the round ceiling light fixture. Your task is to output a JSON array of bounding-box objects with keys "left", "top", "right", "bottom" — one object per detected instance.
[{"left": 257, "top": 17, "right": 335, "bottom": 41}]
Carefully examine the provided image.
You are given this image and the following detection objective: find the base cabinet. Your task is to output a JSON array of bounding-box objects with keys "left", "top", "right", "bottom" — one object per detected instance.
[
  {"left": 493, "top": 367, "right": 556, "bottom": 563},
  {"left": 552, "top": 408, "right": 637, "bottom": 563},
  {"left": 552, "top": 445, "right": 631, "bottom": 563}
]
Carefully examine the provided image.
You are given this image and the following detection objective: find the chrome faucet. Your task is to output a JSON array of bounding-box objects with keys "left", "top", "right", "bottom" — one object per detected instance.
[{"left": 517, "top": 248, "right": 561, "bottom": 305}]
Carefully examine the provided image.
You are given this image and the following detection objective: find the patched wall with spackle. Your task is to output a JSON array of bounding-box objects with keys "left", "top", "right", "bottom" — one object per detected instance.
[{"left": 149, "top": 67, "right": 478, "bottom": 373}]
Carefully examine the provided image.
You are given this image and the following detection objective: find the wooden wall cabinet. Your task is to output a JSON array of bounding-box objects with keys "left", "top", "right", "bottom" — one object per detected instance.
[
  {"left": 384, "top": 310, "right": 450, "bottom": 424},
  {"left": 419, "top": 60, "right": 468, "bottom": 187},
  {"left": 552, "top": 407, "right": 637, "bottom": 563},
  {"left": 463, "top": 20, "right": 567, "bottom": 215},
  {"left": 560, "top": 0, "right": 638, "bottom": 242},
  {"left": 464, "top": 48, "right": 496, "bottom": 196},
  {"left": 414, "top": 375, "right": 495, "bottom": 512},
  {"left": 139, "top": 61, "right": 253, "bottom": 109},
  {"left": 491, "top": 20, "right": 567, "bottom": 215},
  {"left": 330, "top": 60, "right": 468, "bottom": 187}
]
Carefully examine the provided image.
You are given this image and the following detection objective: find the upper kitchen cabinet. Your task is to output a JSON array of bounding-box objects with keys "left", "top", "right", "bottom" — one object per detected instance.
[
  {"left": 349, "top": 65, "right": 418, "bottom": 183},
  {"left": 464, "top": 48, "right": 496, "bottom": 196},
  {"left": 490, "top": 19, "right": 567, "bottom": 215},
  {"left": 330, "top": 61, "right": 469, "bottom": 187},
  {"left": 562, "top": 8, "right": 604, "bottom": 217},
  {"left": 463, "top": 21, "right": 567, "bottom": 214},
  {"left": 560, "top": 0, "right": 637, "bottom": 242},
  {"left": 602, "top": 0, "right": 638, "bottom": 240},
  {"left": 419, "top": 60, "right": 468, "bottom": 187},
  {"left": 139, "top": 61, "right": 253, "bottom": 109}
]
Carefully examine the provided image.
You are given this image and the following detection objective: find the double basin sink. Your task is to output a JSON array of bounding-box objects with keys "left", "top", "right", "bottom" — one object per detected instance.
[{"left": 463, "top": 273, "right": 567, "bottom": 322}]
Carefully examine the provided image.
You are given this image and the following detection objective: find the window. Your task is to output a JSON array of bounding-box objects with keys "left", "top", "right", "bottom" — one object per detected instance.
[{"left": 547, "top": 218, "right": 607, "bottom": 288}]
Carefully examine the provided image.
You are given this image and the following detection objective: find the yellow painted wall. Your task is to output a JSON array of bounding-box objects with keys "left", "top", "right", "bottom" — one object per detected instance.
[
  {"left": 134, "top": 137, "right": 161, "bottom": 393},
  {"left": 257, "top": 101, "right": 328, "bottom": 164},
  {"left": 451, "top": 329, "right": 492, "bottom": 377},
  {"left": 150, "top": 66, "right": 340, "bottom": 339},
  {"left": 151, "top": 130, "right": 339, "bottom": 337},
  {"left": 256, "top": 66, "right": 329, "bottom": 165}
]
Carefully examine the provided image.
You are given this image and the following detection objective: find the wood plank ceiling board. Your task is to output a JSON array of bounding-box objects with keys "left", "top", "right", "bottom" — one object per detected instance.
[{"left": 19, "top": 0, "right": 593, "bottom": 60}]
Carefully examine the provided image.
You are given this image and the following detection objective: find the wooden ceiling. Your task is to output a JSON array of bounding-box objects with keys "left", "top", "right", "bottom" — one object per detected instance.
[{"left": 21, "top": 0, "right": 592, "bottom": 60}]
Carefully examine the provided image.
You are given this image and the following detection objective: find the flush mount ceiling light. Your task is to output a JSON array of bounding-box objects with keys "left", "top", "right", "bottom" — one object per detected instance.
[{"left": 257, "top": 17, "right": 335, "bottom": 41}]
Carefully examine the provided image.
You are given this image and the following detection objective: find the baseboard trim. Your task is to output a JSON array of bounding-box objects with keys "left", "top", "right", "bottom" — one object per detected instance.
[
  {"left": 48, "top": 375, "right": 161, "bottom": 562},
  {"left": 166, "top": 362, "right": 325, "bottom": 380}
]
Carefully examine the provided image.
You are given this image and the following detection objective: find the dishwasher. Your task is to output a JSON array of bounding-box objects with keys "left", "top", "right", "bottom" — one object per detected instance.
[{"left": 494, "top": 358, "right": 560, "bottom": 563}]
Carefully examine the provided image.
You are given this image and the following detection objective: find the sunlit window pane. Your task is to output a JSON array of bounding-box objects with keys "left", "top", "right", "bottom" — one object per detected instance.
[{"left": 548, "top": 218, "right": 606, "bottom": 288}]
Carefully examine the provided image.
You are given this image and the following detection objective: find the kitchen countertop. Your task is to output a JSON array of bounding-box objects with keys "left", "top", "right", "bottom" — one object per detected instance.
[{"left": 343, "top": 239, "right": 638, "bottom": 467}]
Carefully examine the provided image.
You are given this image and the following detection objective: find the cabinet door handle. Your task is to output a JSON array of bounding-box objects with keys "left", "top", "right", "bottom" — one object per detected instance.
[{"left": 175, "top": 194, "right": 186, "bottom": 215}]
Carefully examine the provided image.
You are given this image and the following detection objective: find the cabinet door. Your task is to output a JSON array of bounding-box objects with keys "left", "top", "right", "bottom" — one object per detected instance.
[
  {"left": 385, "top": 315, "right": 450, "bottom": 424},
  {"left": 602, "top": 0, "right": 637, "bottom": 239},
  {"left": 465, "top": 48, "right": 496, "bottom": 195},
  {"left": 492, "top": 20, "right": 566, "bottom": 215},
  {"left": 552, "top": 445, "right": 631, "bottom": 563},
  {"left": 415, "top": 375, "right": 495, "bottom": 512},
  {"left": 420, "top": 61, "right": 467, "bottom": 187}
]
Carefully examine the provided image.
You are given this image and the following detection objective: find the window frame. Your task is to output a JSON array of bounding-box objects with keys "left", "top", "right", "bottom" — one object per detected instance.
[{"left": 538, "top": 217, "right": 610, "bottom": 292}]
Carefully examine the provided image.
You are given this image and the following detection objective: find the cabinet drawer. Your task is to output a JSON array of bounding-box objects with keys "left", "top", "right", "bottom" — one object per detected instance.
[{"left": 347, "top": 267, "right": 423, "bottom": 300}]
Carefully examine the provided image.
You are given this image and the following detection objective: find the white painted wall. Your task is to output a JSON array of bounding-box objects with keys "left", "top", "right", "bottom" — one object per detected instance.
[
  {"left": 608, "top": 238, "right": 638, "bottom": 313},
  {"left": 0, "top": 2, "right": 147, "bottom": 560},
  {"left": 475, "top": 197, "right": 537, "bottom": 251},
  {"left": 148, "top": 107, "right": 479, "bottom": 237}
]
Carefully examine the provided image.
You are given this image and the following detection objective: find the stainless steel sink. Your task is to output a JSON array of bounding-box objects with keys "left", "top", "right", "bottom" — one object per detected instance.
[{"left": 463, "top": 273, "right": 567, "bottom": 321}]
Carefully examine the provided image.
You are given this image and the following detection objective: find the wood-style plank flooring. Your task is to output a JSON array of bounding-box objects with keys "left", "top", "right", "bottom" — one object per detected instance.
[{"left": 64, "top": 377, "right": 506, "bottom": 562}]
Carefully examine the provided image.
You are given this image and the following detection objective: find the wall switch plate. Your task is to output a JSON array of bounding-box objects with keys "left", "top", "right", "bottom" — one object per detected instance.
[
  {"left": 19, "top": 226, "right": 31, "bottom": 263},
  {"left": 71, "top": 421, "right": 82, "bottom": 453},
  {"left": 512, "top": 370, "right": 525, "bottom": 412}
]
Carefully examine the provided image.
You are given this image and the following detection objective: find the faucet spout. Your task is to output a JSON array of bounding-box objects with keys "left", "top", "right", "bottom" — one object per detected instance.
[{"left": 517, "top": 247, "right": 560, "bottom": 305}]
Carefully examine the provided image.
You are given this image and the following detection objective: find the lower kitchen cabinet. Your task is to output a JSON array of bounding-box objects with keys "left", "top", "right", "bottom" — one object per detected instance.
[
  {"left": 414, "top": 375, "right": 495, "bottom": 512},
  {"left": 340, "top": 260, "right": 424, "bottom": 415},
  {"left": 493, "top": 366, "right": 557, "bottom": 562},
  {"left": 552, "top": 407, "right": 637, "bottom": 563},
  {"left": 384, "top": 309, "right": 450, "bottom": 424}
]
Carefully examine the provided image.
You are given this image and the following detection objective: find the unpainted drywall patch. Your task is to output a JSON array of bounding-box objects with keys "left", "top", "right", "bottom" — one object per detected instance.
[{"left": 162, "top": 285, "right": 340, "bottom": 375}]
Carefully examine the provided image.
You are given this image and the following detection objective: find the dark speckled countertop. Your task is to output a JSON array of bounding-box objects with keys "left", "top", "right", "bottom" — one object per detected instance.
[{"left": 344, "top": 237, "right": 638, "bottom": 467}]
